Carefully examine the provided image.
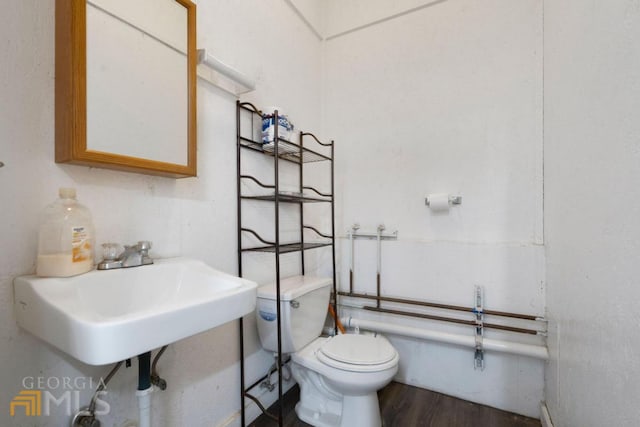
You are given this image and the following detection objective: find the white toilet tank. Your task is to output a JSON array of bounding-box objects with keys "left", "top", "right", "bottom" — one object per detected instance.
[{"left": 256, "top": 275, "right": 332, "bottom": 354}]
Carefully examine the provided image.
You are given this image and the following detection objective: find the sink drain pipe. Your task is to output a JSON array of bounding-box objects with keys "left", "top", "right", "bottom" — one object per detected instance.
[{"left": 136, "top": 352, "right": 153, "bottom": 427}]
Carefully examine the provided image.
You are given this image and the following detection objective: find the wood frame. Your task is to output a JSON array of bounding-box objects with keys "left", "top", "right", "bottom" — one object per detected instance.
[{"left": 55, "top": 0, "right": 197, "bottom": 178}]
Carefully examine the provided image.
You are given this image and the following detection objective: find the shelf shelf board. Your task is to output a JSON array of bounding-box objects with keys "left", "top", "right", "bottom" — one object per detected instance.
[
  {"left": 242, "top": 241, "right": 332, "bottom": 254},
  {"left": 239, "top": 136, "right": 331, "bottom": 164},
  {"left": 238, "top": 136, "right": 265, "bottom": 154},
  {"left": 241, "top": 193, "right": 331, "bottom": 203}
]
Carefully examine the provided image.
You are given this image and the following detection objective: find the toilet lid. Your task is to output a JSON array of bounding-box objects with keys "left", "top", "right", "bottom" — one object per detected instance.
[{"left": 319, "top": 334, "right": 397, "bottom": 365}]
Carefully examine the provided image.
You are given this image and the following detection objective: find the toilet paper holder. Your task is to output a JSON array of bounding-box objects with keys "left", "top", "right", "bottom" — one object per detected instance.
[{"left": 425, "top": 195, "right": 462, "bottom": 206}]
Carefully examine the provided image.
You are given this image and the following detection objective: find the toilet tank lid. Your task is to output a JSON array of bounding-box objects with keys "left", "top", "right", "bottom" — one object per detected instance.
[{"left": 257, "top": 275, "right": 332, "bottom": 301}]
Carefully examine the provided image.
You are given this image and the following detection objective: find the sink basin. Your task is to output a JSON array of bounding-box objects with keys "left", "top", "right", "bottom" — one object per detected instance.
[{"left": 14, "top": 257, "right": 257, "bottom": 365}]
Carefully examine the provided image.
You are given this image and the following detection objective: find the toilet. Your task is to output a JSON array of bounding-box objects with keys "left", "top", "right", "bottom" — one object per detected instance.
[{"left": 256, "top": 276, "right": 399, "bottom": 427}]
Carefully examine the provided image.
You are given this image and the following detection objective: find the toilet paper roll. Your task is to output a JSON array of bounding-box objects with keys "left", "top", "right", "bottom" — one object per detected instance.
[{"left": 427, "top": 193, "right": 450, "bottom": 212}]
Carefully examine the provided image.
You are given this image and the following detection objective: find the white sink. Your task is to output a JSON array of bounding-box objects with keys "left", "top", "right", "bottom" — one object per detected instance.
[{"left": 14, "top": 257, "right": 257, "bottom": 365}]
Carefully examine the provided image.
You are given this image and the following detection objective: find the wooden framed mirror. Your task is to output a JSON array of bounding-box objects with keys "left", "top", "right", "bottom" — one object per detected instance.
[{"left": 55, "top": 0, "right": 197, "bottom": 178}]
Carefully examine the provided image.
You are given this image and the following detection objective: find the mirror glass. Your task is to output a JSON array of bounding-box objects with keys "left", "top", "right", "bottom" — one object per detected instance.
[
  {"left": 86, "top": 0, "right": 188, "bottom": 165},
  {"left": 55, "top": 0, "right": 196, "bottom": 177}
]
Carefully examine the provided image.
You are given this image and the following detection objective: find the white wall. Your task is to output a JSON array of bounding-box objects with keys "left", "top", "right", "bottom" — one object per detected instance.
[
  {"left": 324, "top": 0, "right": 445, "bottom": 39},
  {"left": 324, "top": 0, "right": 545, "bottom": 417},
  {"left": 288, "top": 0, "right": 324, "bottom": 39},
  {"left": 544, "top": 1, "right": 640, "bottom": 426},
  {"left": 0, "top": 1, "right": 321, "bottom": 426}
]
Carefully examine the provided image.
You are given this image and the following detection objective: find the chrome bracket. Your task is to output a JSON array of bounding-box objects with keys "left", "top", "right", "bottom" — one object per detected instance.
[
  {"left": 349, "top": 224, "right": 398, "bottom": 240},
  {"left": 473, "top": 285, "right": 485, "bottom": 371},
  {"left": 424, "top": 195, "right": 462, "bottom": 206}
]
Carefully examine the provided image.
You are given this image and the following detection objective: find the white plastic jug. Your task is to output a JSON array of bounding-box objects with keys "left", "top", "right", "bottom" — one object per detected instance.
[{"left": 36, "top": 188, "right": 95, "bottom": 277}]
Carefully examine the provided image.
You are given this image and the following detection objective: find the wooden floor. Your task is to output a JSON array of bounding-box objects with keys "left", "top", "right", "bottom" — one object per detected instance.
[{"left": 250, "top": 382, "right": 541, "bottom": 427}]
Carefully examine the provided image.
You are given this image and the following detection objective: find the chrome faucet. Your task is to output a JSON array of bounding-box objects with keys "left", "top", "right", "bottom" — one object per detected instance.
[{"left": 97, "top": 241, "right": 154, "bottom": 270}]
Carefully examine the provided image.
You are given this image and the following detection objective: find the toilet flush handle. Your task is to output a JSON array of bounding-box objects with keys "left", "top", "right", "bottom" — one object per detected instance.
[{"left": 290, "top": 300, "right": 300, "bottom": 309}]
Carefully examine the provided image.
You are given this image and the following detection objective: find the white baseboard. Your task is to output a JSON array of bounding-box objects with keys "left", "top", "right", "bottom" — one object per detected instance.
[{"left": 540, "top": 402, "right": 554, "bottom": 427}]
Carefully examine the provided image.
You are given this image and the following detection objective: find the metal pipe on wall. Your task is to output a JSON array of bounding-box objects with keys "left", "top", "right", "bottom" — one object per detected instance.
[
  {"left": 376, "top": 224, "right": 384, "bottom": 308},
  {"left": 341, "top": 316, "right": 549, "bottom": 360},
  {"left": 362, "top": 306, "right": 540, "bottom": 335},
  {"left": 349, "top": 224, "right": 359, "bottom": 293},
  {"left": 338, "top": 291, "right": 540, "bottom": 321}
]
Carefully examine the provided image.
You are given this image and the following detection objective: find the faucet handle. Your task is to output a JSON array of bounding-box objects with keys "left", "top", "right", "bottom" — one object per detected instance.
[
  {"left": 101, "top": 243, "right": 121, "bottom": 261},
  {"left": 137, "top": 241, "right": 152, "bottom": 252},
  {"left": 137, "top": 241, "right": 154, "bottom": 265}
]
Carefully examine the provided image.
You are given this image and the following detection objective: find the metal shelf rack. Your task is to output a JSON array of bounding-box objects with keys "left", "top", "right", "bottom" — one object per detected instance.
[{"left": 236, "top": 101, "right": 337, "bottom": 426}]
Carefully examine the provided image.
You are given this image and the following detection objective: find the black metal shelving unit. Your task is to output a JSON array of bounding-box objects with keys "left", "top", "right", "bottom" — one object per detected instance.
[{"left": 236, "top": 101, "right": 337, "bottom": 426}]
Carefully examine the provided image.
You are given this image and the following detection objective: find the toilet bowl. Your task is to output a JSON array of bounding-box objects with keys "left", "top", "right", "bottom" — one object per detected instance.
[
  {"left": 255, "top": 275, "right": 399, "bottom": 427},
  {"left": 291, "top": 334, "right": 399, "bottom": 427}
]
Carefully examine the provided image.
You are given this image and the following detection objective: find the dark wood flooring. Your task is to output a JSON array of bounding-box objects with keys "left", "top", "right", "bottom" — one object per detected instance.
[{"left": 250, "top": 382, "right": 541, "bottom": 427}]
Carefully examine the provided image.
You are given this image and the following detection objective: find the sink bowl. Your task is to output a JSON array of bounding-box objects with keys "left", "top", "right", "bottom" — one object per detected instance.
[{"left": 14, "top": 257, "right": 257, "bottom": 365}]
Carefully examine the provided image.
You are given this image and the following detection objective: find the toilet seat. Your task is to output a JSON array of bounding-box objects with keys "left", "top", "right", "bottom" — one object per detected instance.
[{"left": 317, "top": 334, "right": 398, "bottom": 372}]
